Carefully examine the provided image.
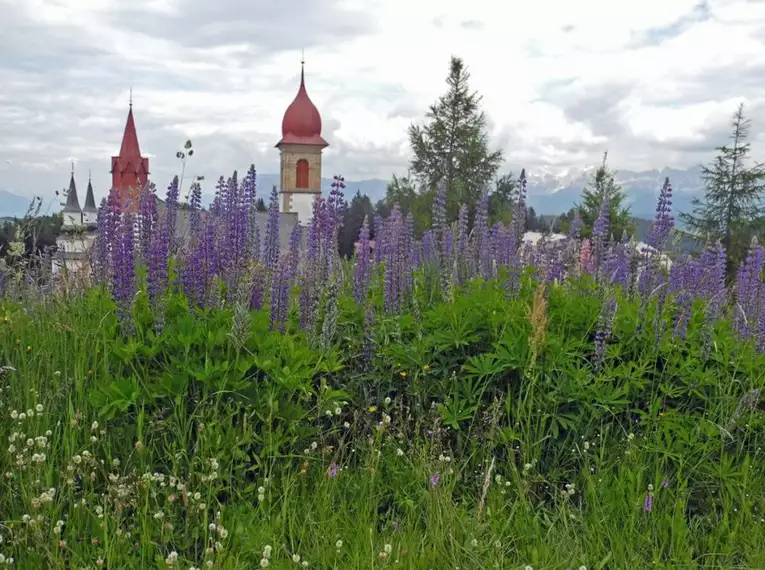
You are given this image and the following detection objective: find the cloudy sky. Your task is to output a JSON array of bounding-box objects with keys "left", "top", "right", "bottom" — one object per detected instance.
[{"left": 1, "top": 0, "right": 764, "bottom": 208}]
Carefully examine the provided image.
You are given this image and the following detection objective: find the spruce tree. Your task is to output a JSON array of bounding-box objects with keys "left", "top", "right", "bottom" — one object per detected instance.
[
  {"left": 576, "top": 152, "right": 633, "bottom": 240},
  {"left": 408, "top": 56, "right": 503, "bottom": 222},
  {"left": 680, "top": 103, "right": 765, "bottom": 275}
]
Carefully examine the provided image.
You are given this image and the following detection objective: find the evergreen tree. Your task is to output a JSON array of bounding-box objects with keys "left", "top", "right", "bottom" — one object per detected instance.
[
  {"left": 408, "top": 56, "right": 503, "bottom": 222},
  {"left": 488, "top": 172, "right": 517, "bottom": 225},
  {"left": 680, "top": 103, "right": 765, "bottom": 275},
  {"left": 576, "top": 152, "right": 633, "bottom": 240},
  {"left": 339, "top": 191, "right": 375, "bottom": 258},
  {"left": 381, "top": 175, "right": 433, "bottom": 235}
]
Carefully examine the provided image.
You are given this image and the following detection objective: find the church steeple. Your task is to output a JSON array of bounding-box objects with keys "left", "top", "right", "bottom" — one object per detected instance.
[
  {"left": 62, "top": 164, "right": 83, "bottom": 228},
  {"left": 276, "top": 58, "right": 328, "bottom": 223},
  {"left": 111, "top": 92, "right": 150, "bottom": 212}
]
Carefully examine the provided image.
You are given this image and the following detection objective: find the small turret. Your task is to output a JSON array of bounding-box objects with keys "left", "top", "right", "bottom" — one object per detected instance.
[
  {"left": 82, "top": 171, "right": 98, "bottom": 227},
  {"left": 62, "top": 166, "right": 82, "bottom": 228}
]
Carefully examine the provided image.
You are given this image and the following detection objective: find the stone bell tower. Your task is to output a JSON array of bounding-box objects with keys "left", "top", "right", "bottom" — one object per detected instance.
[{"left": 275, "top": 59, "right": 329, "bottom": 224}]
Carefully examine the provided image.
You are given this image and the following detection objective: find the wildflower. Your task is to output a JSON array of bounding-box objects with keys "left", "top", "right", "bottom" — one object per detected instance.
[
  {"left": 384, "top": 397, "right": 391, "bottom": 405},
  {"left": 396, "top": 448, "right": 404, "bottom": 457},
  {"left": 260, "top": 560, "right": 270, "bottom": 569},
  {"left": 384, "top": 544, "right": 392, "bottom": 554},
  {"left": 470, "top": 538, "right": 478, "bottom": 547},
  {"left": 368, "top": 406, "right": 377, "bottom": 413},
  {"left": 292, "top": 553, "right": 301, "bottom": 563},
  {"left": 643, "top": 491, "right": 654, "bottom": 513},
  {"left": 35, "top": 404, "right": 43, "bottom": 413},
  {"left": 334, "top": 407, "right": 342, "bottom": 416},
  {"left": 335, "top": 540, "right": 343, "bottom": 549},
  {"left": 327, "top": 463, "right": 339, "bottom": 478},
  {"left": 662, "top": 478, "right": 670, "bottom": 489},
  {"left": 430, "top": 472, "right": 440, "bottom": 488}
]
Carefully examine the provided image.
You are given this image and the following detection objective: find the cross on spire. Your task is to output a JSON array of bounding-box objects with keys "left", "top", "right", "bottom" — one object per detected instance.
[{"left": 129, "top": 86, "right": 133, "bottom": 108}]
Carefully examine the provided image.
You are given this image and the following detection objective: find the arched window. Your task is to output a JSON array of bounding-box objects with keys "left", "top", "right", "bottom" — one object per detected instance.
[{"left": 296, "top": 159, "right": 309, "bottom": 189}]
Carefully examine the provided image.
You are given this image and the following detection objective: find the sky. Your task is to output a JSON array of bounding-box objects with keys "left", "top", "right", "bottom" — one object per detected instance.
[{"left": 1, "top": 0, "right": 764, "bottom": 209}]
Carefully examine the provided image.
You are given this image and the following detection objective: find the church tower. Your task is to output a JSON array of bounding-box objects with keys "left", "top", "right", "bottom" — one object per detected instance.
[
  {"left": 82, "top": 172, "right": 98, "bottom": 227},
  {"left": 61, "top": 165, "right": 82, "bottom": 228},
  {"left": 276, "top": 60, "right": 328, "bottom": 223},
  {"left": 111, "top": 94, "right": 149, "bottom": 212}
]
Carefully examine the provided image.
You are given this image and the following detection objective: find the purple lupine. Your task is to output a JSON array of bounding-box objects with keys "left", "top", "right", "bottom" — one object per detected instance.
[
  {"left": 432, "top": 182, "right": 447, "bottom": 244},
  {"left": 646, "top": 177, "right": 674, "bottom": 254},
  {"left": 509, "top": 169, "right": 527, "bottom": 249},
  {"left": 250, "top": 264, "right": 266, "bottom": 311},
  {"left": 430, "top": 472, "right": 440, "bottom": 489},
  {"left": 441, "top": 228, "right": 455, "bottom": 293},
  {"left": 373, "top": 215, "right": 384, "bottom": 264},
  {"left": 164, "top": 176, "right": 180, "bottom": 253},
  {"left": 456, "top": 204, "right": 469, "bottom": 283},
  {"left": 299, "top": 198, "right": 325, "bottom": 331},
  {"left": 639, "top": 179, "right": 674, "bottom": 298},
  {"left": 474, "top": 193, "right": 491, "bottom": 280},
  {"left": 362, "top": 305, "right": 376, "bottom": 366},
  {"left": 263, "top": 185, "right": 281, "bottom": 275},
  {"left": 592, "top": 198, "right": 610, "bottom": 276},
  {"left": 242, "top": 165, "right": 259, "bottom": 261},
  {"left": 201, "top": 216, "right": 219, "bottom": 306},
  {"left": 594, "top": 293, "right": 617, "bottom": 365},
  {"left": 354, "top": 216, "right": 372, "bottom": 303},
  {"left": 137, "top": 182, "right": 158, "bottom": 264},
  {"left": 568, "top": 212, "right": 582, "bottom": 240},
  {"left": 147, "top": 212, "right": 169, "bottom": 307},
  {"left": 643, "top": 492, "right": 654, "bottom": 513},
  {"left": 112, "top": 211, "right": 136, "bottom": 326},
  {"left": 327, "top": 462, "right": 339, "bottom": 479},
  {"left": 269, "top": 258, "right": 290, "bottom": 331},
  {"left": 670, "top": 256, "right": 700, "bottom": 340},
  {"left": 286, "top": 224, "right": 301, "bottom": 282},
  {"left": 734, "top": 237, "right": 764, "bottom": 341},
  {"left": 324, "top": 175, "right": 346, "bottom": 276},
  {"left": 384, "top": 205, "right": 406, "bottom": 313},
  {"left": 92, "top": 197, "right": 112, "bottom": 283}
]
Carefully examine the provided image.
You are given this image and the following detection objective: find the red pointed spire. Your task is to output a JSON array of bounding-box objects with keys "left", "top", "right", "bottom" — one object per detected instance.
[
  {"left": 118, "top": 106, "right": 142, "bottom": 158},
  {"left": 276, "top": 60, "right": 328, "bottom": 148},
  {"left": 111, "top": 93, "right": 149, "bottom": 212}
]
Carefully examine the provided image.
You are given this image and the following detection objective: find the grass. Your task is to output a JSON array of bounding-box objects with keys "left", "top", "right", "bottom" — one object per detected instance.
[{"left": 1, "top": 270, "right": 764, "bottom": 570}]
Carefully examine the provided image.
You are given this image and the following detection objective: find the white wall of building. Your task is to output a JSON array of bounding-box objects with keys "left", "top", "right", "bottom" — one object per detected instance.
[{"left": 285, "top": 192, "right": 319, "bottom": 225}]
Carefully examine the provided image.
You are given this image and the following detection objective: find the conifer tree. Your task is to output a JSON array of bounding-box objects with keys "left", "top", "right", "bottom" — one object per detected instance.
[
  {"left": 680, "top": 103, "right": 765, "bottom": 275},
  {"left": 576, "top": 152, "right": 633, "bottom": 240},
  {"left": 408, "top": 56, "right": 503, "bottom": 222}
]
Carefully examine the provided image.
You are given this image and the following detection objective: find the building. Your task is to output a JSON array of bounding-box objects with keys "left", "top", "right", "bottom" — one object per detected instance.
[
  {"left": 111, "top": 97, "right": 149, "bottom": 213},
  {"left": 276, "top": 61, "right": 328, "bottom": 223},
  {"left": 54, "top": 168, "right": 97, "bottom": 277},
  {"left": 55, "top": 63, "right": 321, "bottom": 277}
]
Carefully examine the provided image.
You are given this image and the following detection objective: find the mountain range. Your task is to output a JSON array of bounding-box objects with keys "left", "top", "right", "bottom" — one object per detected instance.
[{"left": 0, "top": 165, "right": 705, "bottom": 220}]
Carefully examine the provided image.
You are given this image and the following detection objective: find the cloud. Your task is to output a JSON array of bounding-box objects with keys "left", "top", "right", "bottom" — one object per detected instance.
[{"left": 0, "top": 0, "right": 764, "bottom": 208}]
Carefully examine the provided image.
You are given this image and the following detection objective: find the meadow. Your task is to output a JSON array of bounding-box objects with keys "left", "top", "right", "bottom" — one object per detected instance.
[{"left": 1, "top": 171, "right": 764, "bottom": 569}]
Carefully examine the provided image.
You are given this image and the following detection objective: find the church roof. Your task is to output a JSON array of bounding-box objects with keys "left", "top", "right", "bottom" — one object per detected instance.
[
  {"left": 119, "top": 105, "right": 143, "bottom": 158},
  {"left": 277, "top": 63, "right": 328, "bottom": 148},
  {"left": 62, "top": 172, "right": 82, "bottom": 213},
  {"left": 83, "top": 176, "right": 97, "bottom": 212}
]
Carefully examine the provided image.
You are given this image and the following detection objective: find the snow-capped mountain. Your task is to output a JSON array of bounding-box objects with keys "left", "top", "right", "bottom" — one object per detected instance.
[{"left": 522, "top": 164, "right": 704, "bottom": 219}]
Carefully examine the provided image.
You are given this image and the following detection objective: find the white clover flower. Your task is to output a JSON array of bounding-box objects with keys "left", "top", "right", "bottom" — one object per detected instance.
[
  {"left": 260, "top": 559, "right": 270, "bottom": 568},
  {"left": 334, "top": 407, "right": 342, "bottom": 416},
  {"left": 384, "top": 396, "right": 391, "bottom": 405},
  {"left": 208, "top": 523, "right": 217, "bottom": 532},
  {"left": 91, "top": 421, "right": 99, "bottom": 431},
  {"left": 10, "top": 410, "right": 18, "bottom": 420},
  {"left": 26, "top": 409, "right": 34, "bottom": 417},
  {"left": 396, "top": 448, "right": 404, "bottom": 457},
  {"left": 18, "top": 413, "right": 26, "bottom": 421},
  {"left": 384, "top": 543, "right": 392, "bottom": 554},
  {"left": 335, "top": 540, "right": 343, "bottom": 549},
  {"left": 292, "top": 553, "right": 301, "bottom": 563},
  {"left": 35, "top": 404, "right": 43, "bottom": 413},
  {"left": 470, "top": 538, "right": 478, "bottom": 547}
]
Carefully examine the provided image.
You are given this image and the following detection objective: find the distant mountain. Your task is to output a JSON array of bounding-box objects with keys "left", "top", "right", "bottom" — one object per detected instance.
[
  {"left": 4, "top": 166, "right": 706, "bottom": 220},
  {"left": 523, "top": 165, "right": 704, "bottom": 220},
  {"left": 0, "top": 189, "right": 38, "bottom": 219}
]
